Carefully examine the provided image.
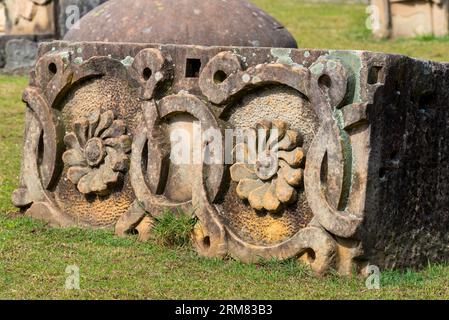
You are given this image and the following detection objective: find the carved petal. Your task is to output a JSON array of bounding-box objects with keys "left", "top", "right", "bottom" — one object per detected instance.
[
  {"left": 230, "top": 163, "right": 257, "bottom": 182},
  {"left": 248, "top": 183, "right": 270, "bottom": 211},
  {"left": 62, "top": 149, "right": 87, "bottom": 167},
  {"left": 276, "top": 130, "right": 301, "bottom": 151},
  {"left": 74, "top": 118, "right": 89, "bottom": 147},
  {"left": 64, "top": 132, "right": 81, "bottom": 151},
  {"left": 101, "top": 165, "right": 120, "bottom": 185},
  {"left": 256, "top": 120, "right": 272, "bottom": 133},
  {"left": 104, "top": 135, "right": 132, "bottom": 153},
  {"left": 263, "top": 180, "right": 281, "bottom": 212},
  {"left": 101, "top": 120, "right": 126, "bottom": 139},
  {"left": 89, "top": 171, "right": 110, "bottom": 195},
  {"left": 77, "top": 171, "right": 99, "bottom": 194},
  {"left": 236, "top": 178, "right": 264, "bottom": 199},
  {"left": 278, "top": 147, "right": 304, "bottom": 168},
  {"left": 280, "top": 160, "right": 304, "bottom": 186},
  {"left": 106, "top": 147, "right": 130, "bottom": 172},
  {"left": 88, "top": 111, "right": 100, "bottom": 139},
  {"left": 67, "top": 166, "right": 90, "bottom": 185},
  {"left": 256, "top": 120, "right": 271, "bottom": 147},
  {"left": 94, "top": 110, "right": 115, "bottom": 137},
  {"left": 268, "top": 120, "right": 287, "bottom": 148},
  {"left": 77, "top": 167, "right": 119, "bottom": 196},
  {"left": 233, "top": 142, "right": 256, "bottom": 164},
  {"left": 276, "top": 168, "right": 297, "bottom": 204}
]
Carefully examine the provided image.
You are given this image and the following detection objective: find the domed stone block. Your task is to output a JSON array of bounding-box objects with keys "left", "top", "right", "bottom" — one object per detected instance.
[
  {"left": 13, "top": 41, "right": 449, "bottom": 275},
  {"left": 64, "top": 0, "right": 297, "bottom": 48}
]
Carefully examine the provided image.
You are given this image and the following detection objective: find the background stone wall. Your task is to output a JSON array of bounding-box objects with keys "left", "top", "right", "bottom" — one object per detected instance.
[{"left": 0, "top": 0, "right": 108, "bottom": 74}]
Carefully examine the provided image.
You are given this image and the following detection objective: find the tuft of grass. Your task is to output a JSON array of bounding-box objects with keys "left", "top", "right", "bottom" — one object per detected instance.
[{"left": 151, "top": 209, "right": 197, "bottom": 248}]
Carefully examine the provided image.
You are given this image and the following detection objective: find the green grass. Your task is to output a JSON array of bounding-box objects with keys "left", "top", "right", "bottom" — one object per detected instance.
[
  {"left": 2, "top": 2, "right": 449, "bottom": 299},
  {"left": 152, "top": 209, "right": 197, "bottom": 248},
  {"left": 254, "top": 0, "right": 449, "bottom": 62},
  {"left": 2, "top": 215, "right": 449, "bottom": 299},
  {"left": 0, "top": 75, "right": 28, "bottom": 215}
]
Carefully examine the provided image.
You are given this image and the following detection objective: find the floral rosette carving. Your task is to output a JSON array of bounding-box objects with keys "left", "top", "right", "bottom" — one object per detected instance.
[
  {"left": 62, "top": 110, "right": 132, "bottom": 196},
  {"left": 230, "top": 120, "right": 305, "bottom": 212}
]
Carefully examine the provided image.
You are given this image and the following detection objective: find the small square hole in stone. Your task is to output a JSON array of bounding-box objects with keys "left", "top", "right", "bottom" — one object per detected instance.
[
  {"left": 368, "top": 66, "right": 383, "bottom": 84},
  {"left": 185, "top": 58, "right": 201, "bottom": 78}
]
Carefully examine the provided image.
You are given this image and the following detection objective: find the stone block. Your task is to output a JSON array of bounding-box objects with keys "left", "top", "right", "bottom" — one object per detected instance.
[
  {"left": 372, "top": 0, "right": 449, "bottom": 38},
  {"left": 0, "top": 34, "right": 52, "bottom": 73},
  {"left": 3, "top": 38, "right": 38, "bottom": 72},
  {"left": 13, "top": 41, "right": 449, "bottom": 274}
]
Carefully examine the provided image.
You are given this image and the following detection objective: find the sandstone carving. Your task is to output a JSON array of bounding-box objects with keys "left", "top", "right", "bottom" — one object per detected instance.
[
  {"left": 13, "top": 41, "right": 449, "bottom": 275},
  {"left": 372, "top": 0, "right": 449, "bottom": 38},
  {"left": 230, "top": 120, "right": 305, "bottom": 212},
  {"left": 2, "top": 0, "right": 55, "bottom": 35},
  {"left": 62, "top": 110, "right": 132, "bottom": 196}
]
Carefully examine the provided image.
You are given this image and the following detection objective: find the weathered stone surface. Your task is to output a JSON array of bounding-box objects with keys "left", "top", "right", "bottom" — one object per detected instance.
[
  {"left": 64, "top": 0, "right": 297, "bottom": 48},
  {"left": 13, "top": 41, "right": 449, "bottom": 275},
  {"left": 3, "top": 38, "right": 38, "bottom": 72},
  {"left": 372, "top": 0, "right": 449, "bottom": 38},
  {"left": 0, "top": 34, "right": 52, "bottom": 72}
]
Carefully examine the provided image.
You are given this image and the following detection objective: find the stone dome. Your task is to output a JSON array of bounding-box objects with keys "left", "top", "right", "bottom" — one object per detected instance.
[{"left": 64, "top": 0, "right": 297, "bottom": 48}]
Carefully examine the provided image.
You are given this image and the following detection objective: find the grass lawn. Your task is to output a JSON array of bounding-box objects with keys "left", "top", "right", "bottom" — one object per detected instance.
[
  {"left": 256, "top": 0, "right": 449, "bottom": 62},
  {"left": 1, "top": 1, "right": 449, "bottom": 300}
]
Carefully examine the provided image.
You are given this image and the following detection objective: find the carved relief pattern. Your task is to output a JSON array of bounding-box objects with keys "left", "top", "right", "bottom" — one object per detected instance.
[
  {"left": 62, "top": 110, "right": 132, "bottom": 196},
  {"left": 13, "top": 44, "right": 375, "bottom": 274},
  {"left": 230, "top": 120, "right": 305, "bottom": 212}
]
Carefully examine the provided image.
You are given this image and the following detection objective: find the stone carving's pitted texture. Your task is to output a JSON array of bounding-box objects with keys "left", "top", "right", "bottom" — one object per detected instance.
[
  {"left": 63, "top": 110, "right": 132, "bottom": 196},
  {"left": 230, "top": 120, "right": 305, "bottom": 212},
  {"left": 13, "top": 41, "right": 449, "bottom": 275}
]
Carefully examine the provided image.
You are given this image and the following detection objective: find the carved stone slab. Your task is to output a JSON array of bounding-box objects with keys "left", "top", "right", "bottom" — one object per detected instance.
[
  {"left": 372, "top": 0, "right": 449, "bottom": 38},
  {"left": 13, "top": 41, "right": 449, "bottom": 274}
]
